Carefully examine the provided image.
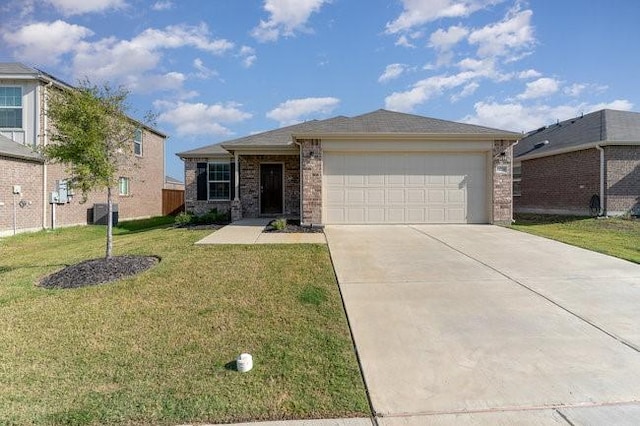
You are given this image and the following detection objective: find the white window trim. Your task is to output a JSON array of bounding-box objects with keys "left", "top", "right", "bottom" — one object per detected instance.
[
  {"left": 513, "top": 162, "right": 522, "bottom": 197},
  {"left": 134, "top": 128, "right": 143, "bottom": 157},
  {"left": 0, "top": 85, "right": 23, "bottom": 130},
  {"left": 118, "top": 177, "right": 130, "bottom": 196},
  {"left": 208, "top": 162, "right": 231, "bottom": 201}
]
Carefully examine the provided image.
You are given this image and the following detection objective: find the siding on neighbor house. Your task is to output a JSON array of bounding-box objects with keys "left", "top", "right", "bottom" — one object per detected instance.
[
  {"left": 605, "top": 145, "right": 640, "bottom": 215},
  {"left": 514, "top": 148, "right": 601, "bottom": 215}
]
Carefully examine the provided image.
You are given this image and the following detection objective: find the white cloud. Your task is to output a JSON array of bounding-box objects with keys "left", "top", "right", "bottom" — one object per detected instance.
[
  {"left": 44, "top": 0, "right": 125, "bottom": 15},
  {"left": 463, "top": 99, "right": 634, "bottom": 132},
  {"left": 267, "top": 97, "right": 340, "bottom": 125},
  {"left": 193, "top": 58, "right": 217, "bottom": 79},
  {"left": 386, "top": 0, "right": 501, "bottom": 34},
  {"left": 239, "top": 46, "right": 257, "bottom": 68},
  {"left": 156, "top": 101, "right": 252, "bottom": 136},
  {"left": 379, "top": 63, "right": 408, "bottom": 83},
  {"left": 517, "top": 77, "right": 560, "bottom": 100},
  {"left": 468, "top": 6, "right": 534, "bottom": 59},
  {"left": 151, "top": 0, "right": 173, "bottom": 11},
  {"left": 518, "top": 69, "right": 542, "bottom": 79},
  {"left": 429, "top": 25, "right": 469, "bottom": 50},
  {"left": 131, "top": 24, "right": 234, "bottom": 54},
  {"left": 252, "top": 0, "right": 330, "bottom": 42},
  {"left": 3, "top": 20, "right": 93, "bottom": 65},
  {"left": 127, "top": 72, "right": 186, "bottom": 93},
  {"left": 451, "top": 81, "right": 479, "bottom": 102}
]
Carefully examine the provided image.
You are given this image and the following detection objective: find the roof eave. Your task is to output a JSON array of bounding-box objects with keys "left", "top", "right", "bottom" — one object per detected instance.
[
  {"left": 291, "top": 132, "right": 520, "bottom": 141},
  {"left": 515, "top": 140, "right": 640, "bottom": 162}
]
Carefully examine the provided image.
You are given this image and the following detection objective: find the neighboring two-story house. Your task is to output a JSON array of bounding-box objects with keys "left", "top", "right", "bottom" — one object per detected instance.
[{"left": 0, "top": 63, "right": 167, "bottom": 236}]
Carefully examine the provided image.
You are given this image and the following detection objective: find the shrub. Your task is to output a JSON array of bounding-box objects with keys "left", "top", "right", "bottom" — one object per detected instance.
[
  {"left": 272, "top": 218, "right": 287, "bottom": 231},
  {"left": 174, "top": 212, "right": 192, "bottom": 226}
]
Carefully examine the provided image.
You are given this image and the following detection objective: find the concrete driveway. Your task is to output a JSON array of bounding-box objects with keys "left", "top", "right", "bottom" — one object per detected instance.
[{"left": 325, "top": 225, "right": 640, "bottom": 425}]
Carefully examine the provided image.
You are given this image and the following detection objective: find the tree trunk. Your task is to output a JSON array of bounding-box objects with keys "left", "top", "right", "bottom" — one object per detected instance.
[{"left": 106, "top": 186, "right": 113, "bottom": 259}]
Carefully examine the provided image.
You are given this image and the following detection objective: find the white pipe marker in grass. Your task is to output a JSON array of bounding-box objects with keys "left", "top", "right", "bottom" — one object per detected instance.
[{"left": 237, "top": 353, "right": 253, "bottom": 372}]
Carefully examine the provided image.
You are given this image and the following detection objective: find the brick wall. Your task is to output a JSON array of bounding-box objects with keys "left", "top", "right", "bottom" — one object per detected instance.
[
  {"left": 605, "top": 145, "right": 640, "bottom": 215},
  {"left": 0, "top": 156, "right": 44, "bottom": 236},
  {"left": 515, "top": 148, "right": 600, "bottom": 215},
  {"left": 492, "top": 140, "right": 514, "bottom": 224},
  {"left": 238, "top": 154, "right": 300, "bottom": 218},
  {"left": 44, "top": 129, "right": 165, "bottom": 227},
  {"left": 299, "top": 139, "right": 322, "bottom": 225},
  {"left": 183, "top": 157, "right": 231, "bottom": 216}
]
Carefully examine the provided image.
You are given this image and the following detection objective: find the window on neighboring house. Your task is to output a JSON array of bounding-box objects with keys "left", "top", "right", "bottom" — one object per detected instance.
[
  {"left": 119, "top": 177, "right": 130, "bottom": 196},
  {"left": 513, "top": 163, "right": 522, "bottom": 196},
  {"left": 0, "top": 86, "right": 22, "bottom": 128},
  {"left": 208, "top": 162, "right": 230, "bottom": 200},
  {"left": 134, "top": 128, "right": 143, "bottom": 156}
]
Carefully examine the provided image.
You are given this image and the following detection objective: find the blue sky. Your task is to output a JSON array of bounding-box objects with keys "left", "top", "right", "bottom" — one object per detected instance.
[{"left": 2, "top": 0, "right": 639, "bottom": 180}]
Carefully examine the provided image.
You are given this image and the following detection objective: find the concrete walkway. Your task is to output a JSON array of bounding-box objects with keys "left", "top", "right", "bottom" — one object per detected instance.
[
  {"left": 195, "top": 218, "right": 326, "bottom": 244},
  {"left": 326, "top": 224, "right": 640, "bottom": 425}
]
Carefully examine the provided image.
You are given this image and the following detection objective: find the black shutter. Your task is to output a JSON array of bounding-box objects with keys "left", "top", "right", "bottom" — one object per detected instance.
[
  {"left": 196, "top": 162, "right": 207, "bottom": 200},
  {"left": 229, "top": 161, "right": 235, "bottom": 200}
]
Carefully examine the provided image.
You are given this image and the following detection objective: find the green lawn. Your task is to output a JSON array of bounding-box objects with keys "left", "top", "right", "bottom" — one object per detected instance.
[
  {"left": 0, "top": 219, "right": 369, "bottom": 425},
  {"left": 510, "top": 214, "right": 640, "bottom": 264}
]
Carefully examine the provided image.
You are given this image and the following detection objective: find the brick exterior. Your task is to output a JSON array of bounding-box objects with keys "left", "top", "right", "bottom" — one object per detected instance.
[
  {"left": 300, "top": 139, "right": 322, "bottom": 225},
  {"left": 605, "top": 145, "right": 640, "bottom": 215},
  {"left": 0, "top": 156, "right": 44, "bottom": 236},
  {"left": 183, "top": 157, "right": 232, "bottom": 216},
  {"left": 44, "top": 129, "right": 165, "bottom": 228},
  {"left": 514, "top": 148, "right": 600, "bottom": 216},
  {"left": 492, "top": 140, "right": 514, "bottom": 224},
  {"left": 238, "top": 154, "right": 300, "bottom": 218}
]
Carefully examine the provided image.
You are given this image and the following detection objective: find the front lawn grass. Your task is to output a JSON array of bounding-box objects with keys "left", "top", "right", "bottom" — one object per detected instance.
[
  {"left": 0, "top": 220, "right": 369, "bottom": 425},
  {"left": 511, "top": 214, "right": 640, "bottom": 264}
]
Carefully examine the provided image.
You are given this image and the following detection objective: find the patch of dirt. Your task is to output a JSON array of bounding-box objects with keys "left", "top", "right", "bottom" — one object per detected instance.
[
  {"left": 264, "top": 219, "right": 324, "bottom": 234},
  {"left": 40, "top": 255, "right": 160, "bottom": 289}
]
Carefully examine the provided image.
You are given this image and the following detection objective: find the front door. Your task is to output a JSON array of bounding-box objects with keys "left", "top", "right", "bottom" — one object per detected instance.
[{"left": 260, "top": 163, "right": 283, "bottom": 215}]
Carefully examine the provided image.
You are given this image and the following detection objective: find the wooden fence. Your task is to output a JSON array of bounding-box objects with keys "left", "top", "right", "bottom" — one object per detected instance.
[{"left": 162, "top": 189, "right": 185, "bottom": 216}]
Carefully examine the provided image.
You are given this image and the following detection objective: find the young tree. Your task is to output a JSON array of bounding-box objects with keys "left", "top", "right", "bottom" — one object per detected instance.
[{"left": 44, "top": 80, "right": 140, "bottom": 259}]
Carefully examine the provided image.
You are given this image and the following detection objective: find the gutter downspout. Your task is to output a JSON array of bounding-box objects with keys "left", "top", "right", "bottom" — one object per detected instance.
[
  {"left": 292, "top": 139, "right": 302, "bottom": 224},
  {"left": 595, "top": 144, "right": 605, "bottom": 216},
  {"left": 42, "top": 81, "right": 53, "bottom": 230},
  {"left": 511, "top": 140, "right": 519, "bottom": 224}
]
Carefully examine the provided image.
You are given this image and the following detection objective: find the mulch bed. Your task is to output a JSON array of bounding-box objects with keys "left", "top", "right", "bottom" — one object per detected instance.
[
  {"left": 40, "top": 255, "right": 160, "bottom": 289},
  {"left": 264, "top": 219, "right": 324, "bottom": 234}
]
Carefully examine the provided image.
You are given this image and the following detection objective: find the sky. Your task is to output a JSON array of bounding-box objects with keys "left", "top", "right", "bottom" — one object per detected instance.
[{"left": 2, "top": 0, "right": 639, "bottom": 181}]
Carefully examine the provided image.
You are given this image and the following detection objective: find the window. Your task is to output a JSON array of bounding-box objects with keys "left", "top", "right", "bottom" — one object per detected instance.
[
  {"left": 513, "top": 163, "right": 522, "bottom": 196},
  {"left": 208, "top": 162, "right": 230, "bottom": 200},
  {"left": 134, "top": 128, "right": 143, "bottom": 156},
  {"left": 0, "top": 87, "right": 22, "bottom": 128},
  {"left": 119, "top": 177, "right": 130, "bottom": 196}
]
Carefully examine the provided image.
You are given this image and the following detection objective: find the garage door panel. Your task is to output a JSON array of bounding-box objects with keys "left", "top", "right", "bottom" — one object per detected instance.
[{"left": 324, "top": 152, "right": 488, "bottom": 224}]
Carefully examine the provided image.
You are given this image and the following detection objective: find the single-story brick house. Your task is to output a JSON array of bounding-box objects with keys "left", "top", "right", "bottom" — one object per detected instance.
[
  {"left": 178, "top": 109, "right": 520, "bottom": 225},
  {"left": 514, "top": 109, "right": 640, "bottom": 216}
]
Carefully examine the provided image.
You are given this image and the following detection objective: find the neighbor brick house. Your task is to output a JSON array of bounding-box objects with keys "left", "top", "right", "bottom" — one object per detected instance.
[
  {"left": 0, "top": 63, "right": 167, "bottom": 236},
  {"left": 514, "top": 109, "right": 640, "bottom": 216},
  {"left": 178, "top": 109, "right": 520, "bottom": 225}
]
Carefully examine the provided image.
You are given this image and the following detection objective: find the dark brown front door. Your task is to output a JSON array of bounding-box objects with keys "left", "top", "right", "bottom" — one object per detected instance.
[{"left": 260, "top": 163, "right": 283, "bottom": 215}]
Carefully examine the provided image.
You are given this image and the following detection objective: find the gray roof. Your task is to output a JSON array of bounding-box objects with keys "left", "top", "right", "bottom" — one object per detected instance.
[
  {"left": 0, "top": 134, "right": 44, "bottom": 162},
  {"left": 0, "top": 63, "right": 37, "bottom": 75},
  {"left": 176, "top": 142, "right": 233, "bottom": 158},
  {"left": 178, "top": 109, "right": 519, "bottom": 157},
  {"left": 515, "top": 109, "right": 640, "bottom": 159},
  {"left": 165, "top": 175, "right": 184, "bottom": 184}
]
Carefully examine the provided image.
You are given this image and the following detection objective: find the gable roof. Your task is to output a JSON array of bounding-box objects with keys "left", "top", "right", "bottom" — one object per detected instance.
[
  {"left": 177, "top": 109, "right": 519, "bottom": 157},
  {"left": 514, "top": 109, "right": 640, "bottom": 160},
  {"left": 0, "top": 134, "right": 44, "bottom": 162}
]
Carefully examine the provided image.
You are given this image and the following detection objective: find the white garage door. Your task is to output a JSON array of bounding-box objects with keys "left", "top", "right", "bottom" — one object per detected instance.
[{"left": 324, "top": 152, "right": 488, "bottom": 224}]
